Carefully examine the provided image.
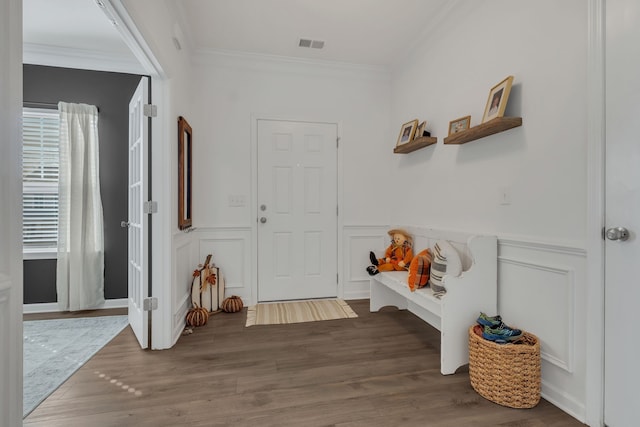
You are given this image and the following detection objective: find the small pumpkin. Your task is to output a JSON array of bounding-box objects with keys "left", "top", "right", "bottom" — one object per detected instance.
[
  {"left": 186, "top": 305, "right": 209, "bottom": 327},
  {"left": 221, "top": 295, "right": 244, "bottom": 313}
]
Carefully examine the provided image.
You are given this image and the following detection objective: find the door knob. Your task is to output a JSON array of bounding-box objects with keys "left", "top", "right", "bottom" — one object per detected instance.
[
  {"left": 260, "top": 217, "right": 267, "bottom": 224},
  {"left": 606, "top": 227, "right": 629, "bottom": 241},
  {"left": 120, "top": 221, "right": 130, "bottom": 228}
]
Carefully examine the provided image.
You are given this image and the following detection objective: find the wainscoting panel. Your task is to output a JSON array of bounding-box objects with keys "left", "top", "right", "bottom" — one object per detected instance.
[
  {"left": 197, "top": 227, "right": 252, "bottom": 303},
  {"left": 498, "top": 237, "right": 587, "bottom": 421},
  {"left": 172, "top": 233, "right": 198, "bottom": 341},
  {"left": 499, "top": 257, "right": 575, "bottom": 372},
  {"left": 342, "top": 226, "right": 389, "bottom": 300}
]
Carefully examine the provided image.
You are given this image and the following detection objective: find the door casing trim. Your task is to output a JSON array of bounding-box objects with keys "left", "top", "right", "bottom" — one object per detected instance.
[
  {"left": 250, "top": 114, "right": 343, "bottom": 306},
  {"left": 586, "top": 0, "right": 605, "bottom": 425}
]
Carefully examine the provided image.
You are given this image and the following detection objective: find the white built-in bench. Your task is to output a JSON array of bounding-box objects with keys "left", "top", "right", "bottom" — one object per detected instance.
[{"left": 369, "top": 227, "right": 497, "bottom": 375}]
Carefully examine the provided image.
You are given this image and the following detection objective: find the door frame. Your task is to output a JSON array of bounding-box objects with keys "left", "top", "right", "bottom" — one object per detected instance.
[
  {"left": 250, "top": 114, "right": 343, "bottom": 306},
  {"left": 585, "top": 0, "right": 605, "bottom": 425},
  {"left": 98, "top": 1, "right": 173, "bottom": 349},
  {"left": 2, "top": 0, "right": 24, "bottom": 424}
]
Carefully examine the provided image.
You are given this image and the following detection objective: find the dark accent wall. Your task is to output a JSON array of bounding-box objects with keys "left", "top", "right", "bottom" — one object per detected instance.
[{"left": 23, "top": 65, "right": 144, "bottom": 304}]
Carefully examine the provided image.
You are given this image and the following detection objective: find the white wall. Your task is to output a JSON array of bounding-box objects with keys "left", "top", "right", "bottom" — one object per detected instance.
[
  {"left": 390, "top": 0, "right": 587, "bottom": 242},
  {"left": 188, "top": 52, "right": 393, "bottom": 303},
  {"left": 388, "top": 0, "right": 588, "bottom": 421}
]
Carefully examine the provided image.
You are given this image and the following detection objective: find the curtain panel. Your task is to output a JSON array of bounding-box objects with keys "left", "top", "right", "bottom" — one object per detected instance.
[{"left": 56, "top": 102, "right": 105, "bottom": 311}]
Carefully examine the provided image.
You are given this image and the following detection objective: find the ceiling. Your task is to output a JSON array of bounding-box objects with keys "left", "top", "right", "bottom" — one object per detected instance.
[
  {"left": 23, "top": 0, "right": 133, "bottom": 56},
  {"left": 23, "top": 0, "right": 450, "bottom": 70}
]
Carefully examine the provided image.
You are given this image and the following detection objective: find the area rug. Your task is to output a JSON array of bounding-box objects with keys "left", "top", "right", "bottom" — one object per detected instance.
[
  {"left": 23, "top": 315, "right": 129, "bottom": 418},
  {"left": 245, "top": 299, "right": 357, "bottom": 327}
]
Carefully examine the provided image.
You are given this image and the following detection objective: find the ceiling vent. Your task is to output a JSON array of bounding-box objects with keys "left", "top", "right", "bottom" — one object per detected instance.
[{"left": 299, "top": 38, "right": 325, "bottom": 49}]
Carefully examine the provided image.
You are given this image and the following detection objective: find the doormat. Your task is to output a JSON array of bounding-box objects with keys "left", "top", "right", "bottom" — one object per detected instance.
[
  {"left": 245, "top": 299, "right": 358, "bottom": 327},
  {"left": 23, "top": 315, "right": 129, "bottom": 418}
]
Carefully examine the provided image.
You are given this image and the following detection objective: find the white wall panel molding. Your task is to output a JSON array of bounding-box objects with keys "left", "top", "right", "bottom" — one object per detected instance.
[
  {"left": 498, "top": 256, "right": 575, "bottom": 373},
  {"left": 499, "top": 236, "right": 586, "bottom": 257},
  {"left": 172, "top": 232, "right": 198, "bottom": 345},
  {"left": 342, "top": 225, "right": 389, "bottom": 300},
  {"left": 497, "top": 235, "right": 587, "bottom": 422},
  {"left": 173, "top": 292, "right": 191, "bottom": 341},
  {"left": 195, "top": 227, "right": 252, "bottom": 304}
]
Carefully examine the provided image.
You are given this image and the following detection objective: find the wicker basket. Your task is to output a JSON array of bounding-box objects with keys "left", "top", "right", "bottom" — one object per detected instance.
[{"left": 468, "top": 325, "right": 541, "bottom": 408}]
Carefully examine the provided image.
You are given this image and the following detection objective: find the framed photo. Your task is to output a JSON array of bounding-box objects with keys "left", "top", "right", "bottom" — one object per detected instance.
[
  {"left": 448, "top": 115, "right": 471, "bottom": 136},
  {"left": 396, "top": 119, "right": 419, "bottom": 146},
  {"left": 482, "top": 75, "right": 514, "bottom": 123},
  {"left": 416, "top": 121, "right": 427, "bottom": 138}
]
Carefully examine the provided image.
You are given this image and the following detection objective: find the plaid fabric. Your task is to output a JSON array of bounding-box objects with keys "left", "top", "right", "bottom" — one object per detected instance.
[{"left": 407, "top": 249, "right": 432, "bottom": 291}]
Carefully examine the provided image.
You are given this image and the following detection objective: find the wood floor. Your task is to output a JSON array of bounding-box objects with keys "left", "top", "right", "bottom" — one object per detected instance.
[{"left": 23, "top": 300, "right": 585, "bottom": 427}]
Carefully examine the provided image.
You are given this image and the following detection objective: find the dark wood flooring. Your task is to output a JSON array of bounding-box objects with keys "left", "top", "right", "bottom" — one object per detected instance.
[{"left": 23, "top": 300, "right": 585, "bottom": 426}]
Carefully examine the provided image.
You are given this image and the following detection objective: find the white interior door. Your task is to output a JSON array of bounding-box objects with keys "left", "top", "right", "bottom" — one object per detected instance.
[
  {"left": 604, "top": 1, "right": 640, "bottom": 424},
  {"left": 257, "top": 119, "right": 338, "bottom": 302},
  {"left": 127, "top": 77, "right": 149, "bottom": 349}
]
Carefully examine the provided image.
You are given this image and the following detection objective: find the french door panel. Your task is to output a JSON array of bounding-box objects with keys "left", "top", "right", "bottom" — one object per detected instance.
[{"left": 127, "top": 76, "right": 149, "bottom": 349}]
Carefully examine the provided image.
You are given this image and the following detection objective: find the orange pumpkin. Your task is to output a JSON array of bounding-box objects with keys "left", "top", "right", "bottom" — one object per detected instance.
[
  {"left": 186, "top": 306, "right": 209, "bottom": 326},
  {"left": 221, "top": 295, "right": 244, "bottom": 313}
]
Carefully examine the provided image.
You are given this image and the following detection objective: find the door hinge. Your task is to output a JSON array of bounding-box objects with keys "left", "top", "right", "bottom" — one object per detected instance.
[
  {"left": 337, "top": 137, "right": 340, "bottom": 148},
  {"left": 143, "top": 104, "right": 157, "bottom": 117},
  {"left": 337, "top": 273, "right": 339, "bottom": 284},
  {"left": 144, "top": 201, "right": 158, "bottom": 214},
  {"left": 143, "top": 297, "right": 158, "bottom": 311},
  {"left": 336, "top": 205, "right": 339, "bottom": 216}
]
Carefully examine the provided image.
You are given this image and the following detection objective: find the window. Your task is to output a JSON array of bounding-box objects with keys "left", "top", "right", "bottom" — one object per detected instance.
[{"left": 23, "top": 108, "right": 59, "bottom": 256}]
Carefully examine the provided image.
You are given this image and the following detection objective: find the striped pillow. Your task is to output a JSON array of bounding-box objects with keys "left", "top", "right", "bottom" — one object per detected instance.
[{"left": 428, "top": 240, "right": 462, "bottom": 295}]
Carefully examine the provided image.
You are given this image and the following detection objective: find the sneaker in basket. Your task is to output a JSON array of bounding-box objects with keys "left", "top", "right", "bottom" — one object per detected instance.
[
  {"left": 477, "top": 312, "right": 503, "bottom": 328},
  {"left": 482, "top": 324, "right": 523, "bottom": 343}
]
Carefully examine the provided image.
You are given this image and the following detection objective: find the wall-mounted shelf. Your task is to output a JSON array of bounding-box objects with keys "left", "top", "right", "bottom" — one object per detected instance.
[
  {"left": 394, "top": 136, "right": 437, "bottom": 153},
  {"left": 443, "top": 117, "right": 522, "bottom": 145}
]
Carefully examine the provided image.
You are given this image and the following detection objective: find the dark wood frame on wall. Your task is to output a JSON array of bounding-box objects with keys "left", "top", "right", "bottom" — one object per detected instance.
[{"left": 178, "top": 116, "right": 192, "bottom": 230}]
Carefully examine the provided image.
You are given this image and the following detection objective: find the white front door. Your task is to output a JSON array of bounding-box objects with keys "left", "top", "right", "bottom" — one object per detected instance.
[
  {"left": 257, "top": 119, "right": 338, "bottom": 302},
  {"left": 604, "top": 0, "right": 640, "bottom": 424},
  {"left": 127, "top": 77, "right": 150, "bottom": 349}
]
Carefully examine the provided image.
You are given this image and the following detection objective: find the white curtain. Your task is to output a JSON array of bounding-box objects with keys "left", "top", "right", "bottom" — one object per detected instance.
[{"left": 56, "top": 102, "right": 105, "bottom": 311}]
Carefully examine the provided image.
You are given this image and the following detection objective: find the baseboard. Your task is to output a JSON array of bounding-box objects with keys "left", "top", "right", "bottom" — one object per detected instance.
[{"left": 23, "top": 298, "right": 128, "bottom": 314}]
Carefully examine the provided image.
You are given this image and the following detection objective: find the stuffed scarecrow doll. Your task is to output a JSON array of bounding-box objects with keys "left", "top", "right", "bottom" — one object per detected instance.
[{"left": 366, "top": 228, "right": 414, "bottom": 276}]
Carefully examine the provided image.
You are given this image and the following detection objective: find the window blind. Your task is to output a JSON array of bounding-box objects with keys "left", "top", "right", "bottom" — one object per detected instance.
[{"left": 23, "top": 108, "right": 59, "bottom": 250}]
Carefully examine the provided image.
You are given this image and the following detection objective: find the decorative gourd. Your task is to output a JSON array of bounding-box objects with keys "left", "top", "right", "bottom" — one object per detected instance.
[
  {"left": 221, "top": 295, "right": 244, "bottom": 313},
  {"left": 186, "top": 305, "right": 209, "bottom": 327}
]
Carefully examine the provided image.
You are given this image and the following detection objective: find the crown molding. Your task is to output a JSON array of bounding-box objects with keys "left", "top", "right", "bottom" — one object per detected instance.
[
  {"left": 23, "top": 43, "right": 145, "bottom": 75},
  {"left": 193, "top": 48, "right": 391, "bottom": 81}
]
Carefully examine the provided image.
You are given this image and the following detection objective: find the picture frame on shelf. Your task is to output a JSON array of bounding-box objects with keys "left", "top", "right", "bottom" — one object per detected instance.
[
  {"left": 448, "top": 115, "right": 471, "bottom": 136},
  {"left": 396, "top": 119, "right": 419, "bottom": 146},
  {"left": 482, "top": 75, "right": 514, "bottom": 123},
  {"left": 416, "top": 121, "right": 427, "bottom": 138}
]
